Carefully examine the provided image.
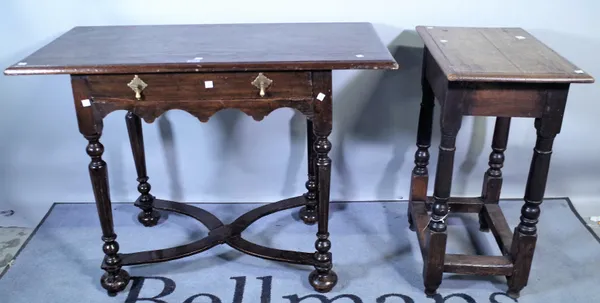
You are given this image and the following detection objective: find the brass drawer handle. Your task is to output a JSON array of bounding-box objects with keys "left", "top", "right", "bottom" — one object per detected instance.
[
  {"left": 251, "top": 73, "right": 273, "bottom": 97},
  {"left": 127, "top": 75, "right": 148, "bottom": 100}
]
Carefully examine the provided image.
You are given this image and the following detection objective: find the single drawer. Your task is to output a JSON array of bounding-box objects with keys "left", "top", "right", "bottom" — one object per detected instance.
[{"left": 84, "top": 72, "right": 313, "bottom": 102}]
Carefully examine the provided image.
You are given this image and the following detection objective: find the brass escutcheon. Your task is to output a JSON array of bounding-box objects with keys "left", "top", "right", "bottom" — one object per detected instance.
[
  {"left": 127, "top": 75, "right": 148, "bottom": 100},
  {"left": 251, "top": 73, "right": 273, "bottom": 97}
]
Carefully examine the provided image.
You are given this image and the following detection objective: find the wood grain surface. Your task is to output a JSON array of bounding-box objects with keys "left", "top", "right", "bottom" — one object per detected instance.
[
  {"left": 5, "top": 23, "right": 398, "bottom": 75},
  {"left": 417, "top": 26, "right": 594, "bottom": 83}
]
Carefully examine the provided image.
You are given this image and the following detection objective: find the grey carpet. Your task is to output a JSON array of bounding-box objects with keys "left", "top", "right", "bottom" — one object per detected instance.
[
  {"left": 0, "top": 227, "right": 31, "bottom": 274},
  {"left": 0, "top": 198, "right": 598, "bottom": 303}
]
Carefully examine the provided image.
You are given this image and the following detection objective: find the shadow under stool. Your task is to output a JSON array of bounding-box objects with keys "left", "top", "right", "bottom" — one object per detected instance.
[{"left": 407, "top": 26, "right": 594, "bottom": 298}]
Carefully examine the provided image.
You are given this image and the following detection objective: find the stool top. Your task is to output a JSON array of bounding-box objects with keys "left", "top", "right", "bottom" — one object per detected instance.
[{"left": 416, "top": 26, "right": 594, "bottom": 83}]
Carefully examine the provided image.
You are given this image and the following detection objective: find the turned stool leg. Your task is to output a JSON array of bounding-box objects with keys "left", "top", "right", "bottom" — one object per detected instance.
[
  {"left": 300, "top": 119, "right": 318, "bottom": 225},
  {"left": 125, "top": 112, "right": 160, "bottom": 227},
  {"left": 309, "top": 72, "right": 337, "bottom": 292},
  {"left": 480, "top": 117, "right": 511, "bottom": 231},
  {"left": 86, "top": 134, "right": 130, "bottom": 296},
  {"left": 409, "top": 67, "right": 435, "bottom": 231},
  {"left": 507, "top": 116, "right": 560, "bottom": 298},
  {"left": 423, "top": 91, "right": 462, "bottom": 296}
]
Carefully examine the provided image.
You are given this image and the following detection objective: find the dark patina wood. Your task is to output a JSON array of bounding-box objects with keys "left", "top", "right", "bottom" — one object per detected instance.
[
  {"left": 416, "top": 26, "right": 593, "bottom": 83},
  {"left": 424, "top": 196, "right": 484, "bottom": 213},
  {"left": 299, "top": 120, "right": 318, "bottom": 225},
  {"left": 71, "top": 77, "right": 130, "bottom": 296},
  {"left": 4, "top": 23, "right": 397, "bottom": 75},
  {"left": 5, "top": 22, "right": 397, "bottom": 296},
  {"left": 408, "top": 50, "right": 435, "bottom": 232},
  {"left": 479, "top": 117, "right": 511, "bottom": 231},
  {"left": 73, "top": 72, "right": 317, "bottom": 123},
  {"left": 86, "top": 72, "right": 315, "bottom": 102},
  {"left": 409, "top": 26, "right": 593, "bottom": 299},
  {"left": 443, "top": 254, "right": 513, "bottom": 276},
  {"left": 119, "top": 196, "right": 317, "bottom": 266},
  {"left": 309, "top": 71, "right": 337, "bottom": 292},
  {"left": 125, "top": 112, "right": 160, "bottom": 227},
  {"left": 482, "top": 204, "right": 513, "bottom": 255}
]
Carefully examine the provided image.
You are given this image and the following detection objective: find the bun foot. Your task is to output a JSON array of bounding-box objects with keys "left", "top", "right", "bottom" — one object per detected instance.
[
  {"left": 138, "top": 210, "right": 161, "bottom": 227},
  {"left": 299, "top": 206, "right": 318, "bottom": 225},
  {"left": 101, "top": 269, "right": 130, "bottom": 296},
  {"left": 309, "top": 269, "right": 338, "bottom": 293},
  {"left": 408, "top": 213, "right": 416, "bottom": 231},
  {"left": 425, "top": 287, "right": 438, "bottom": 297},
  {"left": 506, "top": 290, "right": 520, "bottom": 299}
]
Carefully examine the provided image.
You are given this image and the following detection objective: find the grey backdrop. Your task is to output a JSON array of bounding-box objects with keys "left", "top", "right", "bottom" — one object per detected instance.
[{"left": 1, "top": 0, "right": 599, "bottom": 227}]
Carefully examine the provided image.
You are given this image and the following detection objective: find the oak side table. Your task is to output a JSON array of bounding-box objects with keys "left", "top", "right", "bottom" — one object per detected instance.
[
  {"left": 4, "top": 23, "right": 397, "bottom": 296},
  {"left": 408, "top": 26, "right": 594, "bottom": 298}
]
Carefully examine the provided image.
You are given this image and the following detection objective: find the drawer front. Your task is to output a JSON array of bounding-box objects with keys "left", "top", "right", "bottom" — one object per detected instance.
[{"left": 85, "top": 72, "right": 313, "bottom": 102}]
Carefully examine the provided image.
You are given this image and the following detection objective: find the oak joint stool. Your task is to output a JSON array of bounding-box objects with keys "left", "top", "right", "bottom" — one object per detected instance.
[
  {"left": 5, "top": 23, "right": 398, "bottom": 297},
  {"left": 409, "top": 26, "right": 594, "bottom": 298}
]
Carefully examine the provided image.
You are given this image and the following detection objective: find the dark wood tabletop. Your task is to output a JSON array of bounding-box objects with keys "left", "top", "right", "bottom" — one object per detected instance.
[
  {"left": 417, "top": 26, "right": 594, "bottom": 83},
  {"left": 5, "top": 22, "right": 398, "bottom": 75}
]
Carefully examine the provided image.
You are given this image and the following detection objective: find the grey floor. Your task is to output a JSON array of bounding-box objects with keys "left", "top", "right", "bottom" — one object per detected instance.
[
  {"left": 0, "top": 208, "right": 33, "bottom": 274},
  {"left": 571, "top": 199, "right": 600, "bottom": 236},
  {"left": 0, "top": 227, "right": 31, "bottom": 274},
  {"left": 1, "top": 199, "right": 599, "bottom": 303},
  {"left": 1, "top": 197, "right": 599, "bottom": 276}
]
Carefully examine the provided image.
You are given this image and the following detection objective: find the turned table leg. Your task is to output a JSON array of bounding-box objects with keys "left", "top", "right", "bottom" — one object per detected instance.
[
  {"left": 480, "top": 117, "right": 511, "bottom": 231},
  {"left": 424, "top": 90, "right": 462, "bottom": 296},
  {"left": 409, "top": 59, "right": 435, "bottom": 231},
  {"left": 125, "top": 111, "right": 160, "bottom": 227},
  {"left": 86, "top": 134, "right": 130, "bottom": 296},
  {"left": 308, "top": 71, "right": 337, "bottom": 292},
  {"left": 505, "top": 87, "right": 568, "bottom": 298},
  {"left": 300, "top": 119, "right": 318, "bottom": 225},
  {"left": 507, "top": 117, "right": 560, "bottom": 298}
]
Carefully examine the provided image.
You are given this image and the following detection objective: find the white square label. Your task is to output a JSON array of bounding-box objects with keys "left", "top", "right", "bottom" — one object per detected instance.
[
  {"left": 316, "top": 93, "right": 326, "bottom": 101},
  {"left": 81, "top": 99, "right": 91, "bottom": 107},
  {"left": 204, "top": 81, "right": 214, "bottom": 88}
]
